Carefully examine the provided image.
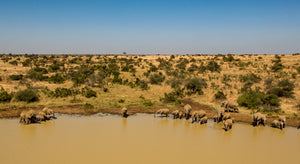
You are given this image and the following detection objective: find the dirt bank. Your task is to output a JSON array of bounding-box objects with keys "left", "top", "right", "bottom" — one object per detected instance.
[{"left": 1, "top": 99, "right": 299, "bottom": 128}]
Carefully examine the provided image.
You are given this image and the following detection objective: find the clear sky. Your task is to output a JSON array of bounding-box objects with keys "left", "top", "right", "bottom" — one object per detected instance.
[{"left": 0, "top": 0, "right": 299, "bottom": 54}]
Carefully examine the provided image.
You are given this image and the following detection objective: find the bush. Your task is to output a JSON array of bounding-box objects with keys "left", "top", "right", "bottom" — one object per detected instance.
[
  {"left": 9, "top": 60, "right": 18, "bottom": 66},
  {"left": 149, "top": 73, "right": 165, "bottom": 85},
  {"left": 48, "top": 74, "right": 65, "bottom": 84},
  {"left": 239, "top": 73, "right": 261, "bottom": 83},
  {"left": 206, "top": 61, "right": 221, "bottom": 72},
  {"left": 0, "top": 76, "right": 2, "bottom": 81},
  {"left": 81, "top": 87, "right": 97, "bottom": 98},
  {"left": 185, "top": 78, "right": 207, "bottom": 95},
  {"left": 27, "top": 67, "right": 49, "bottom": 81},
  {"left": 160, "top": 88, "right": 184, "bottom": 104},
  {"left": 215, "top": 90, "right": 226, "bottom": 99},
  {"left": 14, "top": 89, "right": 39, "bottom": 103},
  {"left": 223, "top": 54, "right": 234, "bottom": 62},
  {"left": 237, "top": 90, "right": 280, "bottom": 110},
  {"left": 0, "top": 88, "right": 12, "bottom": 102},
  {"left": 52, "top": 87, "right": 74, "bottom": 98},
  {"left": 9, "top": 74, "right": 23, "bottom": 80},
  {"left": 48, "top": 64, "right": 60, "bottom": 72},
  {"left": 83, "top": 103, "right": 94, "bottom": 109},
  {"left": 268, "top": 79, "right": 295, "bottom": 98}
]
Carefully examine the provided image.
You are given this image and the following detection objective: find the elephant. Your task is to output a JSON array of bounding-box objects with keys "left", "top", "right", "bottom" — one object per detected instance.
[
  {"left": 155, "top": 109, "right": 170, "bottom": 117},
  {"left": 252, "top": 112, "right": 266, "bottom": 126},
  {"left": 271, "top": 120, "right": 283, "bottom": 130},
  {"left": 213, "top": 115, "right": 218, "bottom": 122},
  {"left": 42, "top": 107, "right": 55, "bottom": 118},
  {"left": 221, "top": 101, "right": 239, "bottom": 113},
  {"left": 191, "top": 110, "right": 206, "bottom": 123},
  {"left": 223, "top": 119, "right": 233, "bottom": 131},
  {"left": 184, "top": 104, "right": 192, "bottom": 120},
  {"left": 172, "top": 110, "right": 180, "bottom": 119},
  {"left": 121, "top": 107, "right": 128, "bottom": 118},
  {"left": 37, "top": 111, "right": 48, "bottom": 122},
  {"left": 222, "top": 113, "right": 231, "bottom": 121},
  {"left": 178, "top": 111, "right": 184, "bottom": 119},
  {"left": 19, "top": 110, "right": 37, "bottom": 124},
  {"left": 199, "top": 116, "right": 208, "bottom": 124},
  {"left": 278, "top": 116, "right": 286, "bottom": 128}
]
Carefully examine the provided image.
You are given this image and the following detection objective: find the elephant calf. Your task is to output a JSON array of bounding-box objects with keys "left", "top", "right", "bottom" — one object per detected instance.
[
  {"left": 223, "top": 119, "right": 234, "bottom": 131},
  {"left": 278, "top": 116, "right": 286, "bottom": 128},
  {"left": 121, "top": 107, "right": 128, "bottom": 118},
  {"left": 199, "top": 116, "right": 208, "bottom": 124},
  {"left": 271, "top": 120, "right": 284, "bottom": 130},
  {"left": 172, "top": 110, "right": 180, "bottom": 119},
  {"left": 42, "top": 107, "right": 55, "bottom": 118}
]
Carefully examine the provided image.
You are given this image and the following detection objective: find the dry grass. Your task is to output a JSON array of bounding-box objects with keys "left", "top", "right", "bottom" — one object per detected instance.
[{"left": 0, "top": 54, "right": 300, "bottom": 127}]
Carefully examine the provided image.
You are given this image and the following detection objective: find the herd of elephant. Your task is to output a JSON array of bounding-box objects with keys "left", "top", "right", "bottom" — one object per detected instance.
[
  {"left": 121, "top": 101, "right": 292, "bottom": 131},
  {"left": 19, "top": 107, "right": 55, "bottom": 124}
]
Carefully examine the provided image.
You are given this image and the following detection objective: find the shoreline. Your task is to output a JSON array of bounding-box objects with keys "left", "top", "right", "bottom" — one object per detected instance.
[{"left": 1, "top": 100, "right": 299, "bottom": 128}]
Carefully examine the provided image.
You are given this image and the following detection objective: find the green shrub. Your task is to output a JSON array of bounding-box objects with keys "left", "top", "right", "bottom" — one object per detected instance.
[
  {"left": 149, "top": 73, "right": 165, "bottom": 85},
  {"left": 223, "top": 54, "right": 234, "bottom": 62},
  {"left": 48, "top": 74, "right": 65, "bottom": 84},
  {"left": 0, "top": 76, "right": 2, "bottom": 81},
  {"left": 48, "top": 64, "right": 60, "bottom": 72},
  {"left": 14, "top": 89, "right": 39, "bottom": 103},
  {"left": 81, "top": 87, "right": 97, "bottom": 98},
  {"left": 0, "top": 88, "right": 12, "bottom": 102},
  {"left": 206, "top": 61, "right": 221, "bottom": 72},
  {"left": 22, "top": 59, "right": 32, "bottom": 67},
  {"left": 83, "top": 103, "right": 94, "bottom": 109},
  {"left": 9, "top": 60, "right": 18, "bottom": 66},
  {"left": 268, "top": 79, "right": 295, "bottom": 98},
  {"left": 237, "top": 90, "right": 280, "bottom": 110},
  {"left": 52, "top": 87, "right": 74, "bottom": 98},
  {"left": 27, "top": 67, "right": 49, "bottom": 81},
  {"left": 215, "top": 90, "right": 226, "bottom": 99},
  {"left": 185, "top": 78, "right": 207, "bottom": 95},
  {"left": 239, "top": 73, "right": 261, "bottom": 83},
  {"left": 271, "top": 55, "right": 283, "bottom": 72},
  {"left": 160, "top": 88, "right": 184, "bottom": 104},
  {"left": 9, "top": 74, "right": 23, "bottom": 80}
]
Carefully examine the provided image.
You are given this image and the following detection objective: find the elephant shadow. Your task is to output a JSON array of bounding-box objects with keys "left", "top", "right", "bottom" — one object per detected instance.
[{"left": 50, "top": 116, "right": 57, "bottom": 119}]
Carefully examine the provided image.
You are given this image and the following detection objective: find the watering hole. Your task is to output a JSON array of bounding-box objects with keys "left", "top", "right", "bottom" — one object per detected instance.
[{"left": 0, "top": 113, "right": 299, "bottom": 164}]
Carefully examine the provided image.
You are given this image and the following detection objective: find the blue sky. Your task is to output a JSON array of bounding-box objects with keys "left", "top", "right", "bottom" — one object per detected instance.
[{"left": 0, "top": 0, "right": 299, "bottom": 54}]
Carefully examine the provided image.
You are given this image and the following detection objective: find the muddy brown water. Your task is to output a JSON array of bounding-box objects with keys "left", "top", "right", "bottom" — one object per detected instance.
[{"left": 0, "top": 114, "right": 299, "bottom": 164}]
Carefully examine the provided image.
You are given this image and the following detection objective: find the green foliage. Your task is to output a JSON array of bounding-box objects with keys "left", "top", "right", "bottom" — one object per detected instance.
[
  {"left": 149, "top": 73, "right": 165, "bottom": 85},
  {"left": 185, "top": 78, "right": 207, "bottom": 95},
  {"left": 22, "top": 59, "right": 32, "bottom": 67},
  {"left": 239, "top": 73, "right": 261, "bottom": 83},
  {"left": 206, "top": 61, "right": 221, "bottom": 72},
  {"left": 268, "top": 79, "right": 295, "bottom": 98},
  {"left": 83, "top": 103, "right": 94, "bottom": 109},
  {"left": 237, "top": 90, "right": 280, "bottom": 111},
  {"left": 27, "top": 67, "right": 49, "bottom": 81},
  {"left": 48, "top": 64, "right": 61, "bottom": 72},
  {"left": 52, "top": 87, "right": 78, "bottom": 98},
  {"left": 14, "top": 89, "right": 39, "bottom": 103},
  {"left": 271, "top": 55, "right": 284, "bottom": 72},
  {"left": 223, "top": 54, "right": 234, "bottom": 62},
  {"left": 69, "top": 65, "right": 94, "bottom": 86},
  {"left": 9, "top": 74, "right": 23, "bottom": 80},
  {"left": 160, "top": 88, "right": 184, "bottom": 104},
  {"left": 0, "top": 88, "right": 12, "bottom": 102},
  {"left": 9, "top": 60, "right": 18, "bottom": 66},
  {"left": 215, "top": 90, "right": 226, "bottom": 99},
  {"left": 48, "top": 74, "right": 65, "bottom": 84},
  {"left": 0, "top": 76, "right": 2, "bottom": 81},
  {"left": 81, "top": 87, "right": 97, "bottom": 98}
]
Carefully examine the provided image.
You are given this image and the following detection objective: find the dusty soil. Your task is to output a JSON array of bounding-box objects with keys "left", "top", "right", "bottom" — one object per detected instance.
[{"left": 1, "top": 99, "right": 299, "bottom": 128}]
